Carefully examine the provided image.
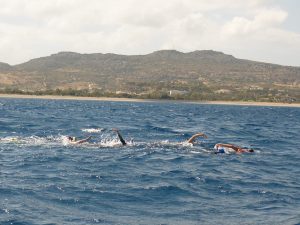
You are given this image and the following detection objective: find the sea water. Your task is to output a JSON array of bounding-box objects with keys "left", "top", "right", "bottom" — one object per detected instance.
[{"left": 0, "top": 98, "right": 299, "bottom": 225}]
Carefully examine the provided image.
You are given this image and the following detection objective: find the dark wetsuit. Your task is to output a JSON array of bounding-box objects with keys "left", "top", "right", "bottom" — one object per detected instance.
[{"left": 116, "top": 131, "right": 127, "bottom": 146}]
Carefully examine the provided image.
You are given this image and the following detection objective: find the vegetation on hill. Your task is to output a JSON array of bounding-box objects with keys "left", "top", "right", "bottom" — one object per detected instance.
[{"left": 0, "top": 50, "right": 299, "bottom": 103}]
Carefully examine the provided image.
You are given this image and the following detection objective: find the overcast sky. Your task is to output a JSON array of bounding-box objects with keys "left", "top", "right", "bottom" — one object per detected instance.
[{"left": 0, "top": 0, "right": 299, "bottom": 66}]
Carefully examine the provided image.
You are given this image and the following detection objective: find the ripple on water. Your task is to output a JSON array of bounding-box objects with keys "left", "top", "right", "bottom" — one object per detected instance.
[{"left": 0, "top": 99, "right": 299, "bottom": 224}]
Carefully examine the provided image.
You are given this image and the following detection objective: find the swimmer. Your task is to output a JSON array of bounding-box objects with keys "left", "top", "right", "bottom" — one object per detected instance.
[
  {"left": 214, "top": 143, "right": 254, "bottom": 154},
  {"left": 67, "top": 136, "right": 92, "bottom": 144},
  {"left": 112, "top": 128, "right": 127, "bottom": 146},
  {"left": 187, "top": 133, "right": 208, "bottom": 145}
]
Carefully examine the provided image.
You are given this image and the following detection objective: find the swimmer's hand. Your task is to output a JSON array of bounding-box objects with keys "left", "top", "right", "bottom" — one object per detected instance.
[{"left": 195, "top": 133, "right": 208, "bottom": 138}]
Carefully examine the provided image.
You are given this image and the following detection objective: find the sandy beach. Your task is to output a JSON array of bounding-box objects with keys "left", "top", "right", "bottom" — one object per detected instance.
[{"left": 0, "top": 94, "right": 299, "bottom": 107}]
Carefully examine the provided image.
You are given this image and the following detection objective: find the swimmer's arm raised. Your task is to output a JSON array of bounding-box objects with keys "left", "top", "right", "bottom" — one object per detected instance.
[
  {"left": 215, "top": 143, "right": 239, "bottom": 151},
  {"left": 75, "top": 136, "right": 92, "bottom": 144},
  {"left": 187, "top": 133, "right": 208, "bottom": 144},
  {"left": 112, "top": 128, "right": 127, "bottom": 146}
]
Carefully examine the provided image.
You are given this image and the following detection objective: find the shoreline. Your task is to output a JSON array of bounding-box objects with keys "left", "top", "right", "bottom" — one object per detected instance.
[{"left": 0, "top": 94, "right": 299, "bottom": 107}]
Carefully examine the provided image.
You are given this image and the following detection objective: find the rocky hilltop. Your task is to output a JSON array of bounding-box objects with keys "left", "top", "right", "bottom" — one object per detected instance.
[{"left": 0, "top": 50, "right": 299, "bottom": 102}]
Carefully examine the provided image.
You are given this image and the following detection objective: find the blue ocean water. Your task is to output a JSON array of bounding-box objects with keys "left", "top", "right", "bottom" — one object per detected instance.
[{"left": 0, "top": 98, "right": 299, "bottom": 225}]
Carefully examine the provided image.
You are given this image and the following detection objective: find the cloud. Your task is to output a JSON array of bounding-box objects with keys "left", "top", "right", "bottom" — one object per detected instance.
[
  {"left": 222, "top": 8, "right": 288, "bottom": 36},
  {"left": 0, "top": 0, "right": 299, "bottom": 66}
]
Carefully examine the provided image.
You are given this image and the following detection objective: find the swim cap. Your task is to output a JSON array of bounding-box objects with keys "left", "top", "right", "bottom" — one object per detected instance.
[{"left": 218, "top": 148, "right": 225, "bottom": 153}]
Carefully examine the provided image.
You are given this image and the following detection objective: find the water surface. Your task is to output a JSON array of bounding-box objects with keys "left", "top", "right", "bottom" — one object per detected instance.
[{"left": 0, "top": 98, "right": 299, "bottom": 224}]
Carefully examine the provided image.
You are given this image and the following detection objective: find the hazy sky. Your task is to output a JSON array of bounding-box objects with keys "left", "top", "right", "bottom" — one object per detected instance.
[{"left": 0, "top": 0, "right": 299, "bottom": 66}]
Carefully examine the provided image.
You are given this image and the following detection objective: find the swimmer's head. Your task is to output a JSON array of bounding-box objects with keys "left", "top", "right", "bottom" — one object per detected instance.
[
  {"left": 67, "top": 136, "right": 76, "bottom": 141},
  {"left": 243, "top": 147, "right": 254, "bottom": 153},
  {"left": 218, "top": 148, "right": 225, "bottom": 154}
]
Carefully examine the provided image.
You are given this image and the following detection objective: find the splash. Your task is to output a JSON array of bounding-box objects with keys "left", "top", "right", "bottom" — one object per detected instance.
[
  {"left": 1, "top": 135, "right": 66, "bottom": 147},
  {"left": 0, "top": 134, "right": 224, "bottom": 154}
]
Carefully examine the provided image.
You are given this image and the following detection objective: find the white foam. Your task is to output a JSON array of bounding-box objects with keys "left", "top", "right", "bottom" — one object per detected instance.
[
  {"left": 0, "top": 134, "right": 206, "bottom": 152},
  {"left": 97, "top": 137, "right": 135, "bottom": 147},
  {"left": 190, "top": 151, "right": 201, "bottom": 154},
  {"left": 61, "top": 136, "right": 71, "bottom": 146},
  {"left": 81, "top": 128, "right": 104, "bottom": 133},
  {"left": 1, "top": 135, "right": 66, "bottom": 147},
  {"left": 1, "top": 136, "right": 21, "bottom": 143},
  {"left": 181, "top": 141, "right": 194, "bottom": 147},
  {"left": 99, "top": 139, "right": 122, "bottom": 147}
]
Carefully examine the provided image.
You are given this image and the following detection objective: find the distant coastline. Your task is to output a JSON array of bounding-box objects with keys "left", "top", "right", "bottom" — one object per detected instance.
[
  {"left": 1, "top": 50, "right": 299, "bottom": 104},
  {"left": 1, "top": 94, "right": 299, "bottom": 108}
]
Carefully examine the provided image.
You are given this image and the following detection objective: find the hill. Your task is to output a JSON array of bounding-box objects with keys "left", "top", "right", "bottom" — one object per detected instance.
[{"left": 0, "top": 50, "right": 299, "bottom": 102}]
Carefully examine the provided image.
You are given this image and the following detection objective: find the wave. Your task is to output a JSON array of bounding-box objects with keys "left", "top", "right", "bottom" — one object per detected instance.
[
  {"left": 141, "top": 184, "right": 196, "bottom": 199},
  {"left": 144, "top": 124, "right": 180, "bottom": 134},
  {"left": 0, "top": 135, "right": 64, "bottom": 146},
  {"left": 81, "top": 128, "right": 104, "bottom": 133}
]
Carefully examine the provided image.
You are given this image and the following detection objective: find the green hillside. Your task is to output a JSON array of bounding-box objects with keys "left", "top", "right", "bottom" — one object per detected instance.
[{"left": 0, "top": 50, "right": 299, "bottom": 102}]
